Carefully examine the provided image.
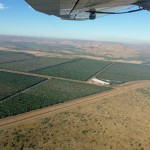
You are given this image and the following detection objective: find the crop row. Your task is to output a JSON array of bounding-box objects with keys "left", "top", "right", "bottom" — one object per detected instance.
[
  {"left": 96, "top": 62, "right": 150, "bottom": 83},
  {"left": 0, "top": 79, "right": 111, "bottom": 118},
  {"left": 32, "top": 59, "right": 112, "bottom": 81},
  {"left": 0, "top": 57, "right": 72, "bottom": 72},
  {"left": 0, "top": 51, "right": 35, "bottom": 64},
  {"left": 0, "top": 71, "right": 46, "bottom": 101}
]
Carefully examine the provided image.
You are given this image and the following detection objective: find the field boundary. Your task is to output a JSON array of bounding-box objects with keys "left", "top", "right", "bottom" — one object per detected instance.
[
  {"left": 0, "top": 69, "right": 100, "bottom": 85},
  {"left": 0, "top": 78, "right": 48, "bottom": 102},
  {"left": 0, "top": 68, "right": 111, "bottom": 101},
  {"left": 0, "top": 57, "right": 39, "bottom": 65},
  {"left": 87, "top": 62, "right": 115, "bottom": 81},
  {"left": 95, "top": 62, "right": 115, "bottom": 76},
  {"left": 0, "top": 80, "right": 150, "bottom": 128},
  {"left": 30, "top": 58, "right": 82, "bottom": 72}
]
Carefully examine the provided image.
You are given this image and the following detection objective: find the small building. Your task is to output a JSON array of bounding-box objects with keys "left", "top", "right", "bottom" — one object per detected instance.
[{"left": 91, "top": 77, "right": 110, "bottom": 86}]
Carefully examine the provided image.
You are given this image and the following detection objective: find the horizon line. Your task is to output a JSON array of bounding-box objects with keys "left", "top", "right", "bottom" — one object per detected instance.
[{"left": 0, "top": 34, "right": 150, "bottom": 46}]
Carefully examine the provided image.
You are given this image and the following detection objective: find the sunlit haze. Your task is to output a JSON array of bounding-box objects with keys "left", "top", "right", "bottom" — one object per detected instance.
[{"left": 0, "top": 0, "right": 150, "bottom": 44}]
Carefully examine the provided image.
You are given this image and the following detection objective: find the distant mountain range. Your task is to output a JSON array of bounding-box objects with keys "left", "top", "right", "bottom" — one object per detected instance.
[{"left": 0, "top": 35, "right": 150, "bottom": 64}]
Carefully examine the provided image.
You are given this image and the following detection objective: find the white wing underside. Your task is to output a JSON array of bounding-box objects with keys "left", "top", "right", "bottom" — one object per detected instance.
[{"left": 25, "top": 0, "right": 150, "bottom": 20}]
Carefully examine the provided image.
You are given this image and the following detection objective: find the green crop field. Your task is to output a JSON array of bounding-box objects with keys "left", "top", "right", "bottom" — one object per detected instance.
[
  {"left": 0, "top": 79, "right": 111, "bottom": 118},
  {"left": 32, "top": 59, "right": 112, "bottom": 81},
  {"left": 0, "top": 57, "right": 72, "bottom": 72},
  {"left": 0, "top": 51, "right": 35, "bottom": 64},
  {"left": 96, "top": 62, "right": 150, "bottom": 83},
  {"left": 0, "top": 71, "right": 46, "bottom": 101}
]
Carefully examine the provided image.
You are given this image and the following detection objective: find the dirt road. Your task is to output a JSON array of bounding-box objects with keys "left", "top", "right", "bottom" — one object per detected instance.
[
  {"left": 0, "top": 80, "right": 150, "bottom": 129},
  {"left": 0, "top": 69, "right": 91, "bottom": 85},
  {"left": 88, "top": 62, "right": 115, "bottom": 81}
]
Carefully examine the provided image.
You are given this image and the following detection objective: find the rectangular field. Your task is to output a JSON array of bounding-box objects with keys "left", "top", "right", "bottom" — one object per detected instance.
[
  {"left": 0, "top": 41, "right": 78, "bottom": 52},
  {"left": 0, "top": 51, "right": 35, "bottom": 63},
  {"left": 0, "top": 79, "right": 111, "bottom": 118},
  {"left": 32, "top": 59, "right": 112, "bottom": 81},
  {"left": 96, "top": 62, "right": 150, "bottom": 83},
  {"left": 0, "top": 71, "right": 46, "bottom": 101},
  {"left": 0, "top": 57, "right": 72, "bottom": 72}
]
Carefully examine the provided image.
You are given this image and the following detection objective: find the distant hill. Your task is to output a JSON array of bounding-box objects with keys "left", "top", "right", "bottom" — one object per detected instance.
[{"left": 0, "top": 35, "right": 150, "bottom": 64}]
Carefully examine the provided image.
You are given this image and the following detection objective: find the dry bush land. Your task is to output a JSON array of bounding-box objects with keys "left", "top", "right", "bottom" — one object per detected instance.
[
  {"left": 0, "top": 84, "right": 150, "bottom": 150},
  {"left": 1, "top": 36, "right": 150, "bottom": 64}
]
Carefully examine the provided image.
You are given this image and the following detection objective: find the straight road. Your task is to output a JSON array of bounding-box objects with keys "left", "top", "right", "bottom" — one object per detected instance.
[
  {"left": 0, "top": 68, "right": 92, "bottom": 85},
  {"left": 87, "top": 62, "right": 115, "bottom": 81},
  {"left": 0, "top": 80, "right": 150, "bottom": 128}
]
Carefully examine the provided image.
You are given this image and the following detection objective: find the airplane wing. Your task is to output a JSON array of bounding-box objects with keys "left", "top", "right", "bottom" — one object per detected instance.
[{"left": 25, "top": 0, "right": 150, "bottom": 20}]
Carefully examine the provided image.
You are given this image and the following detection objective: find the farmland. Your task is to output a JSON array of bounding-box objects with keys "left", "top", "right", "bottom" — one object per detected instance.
[
  {"left": 32, "top": 59, "right": 112, "bottom": 81},
  {"left": 0, "top": 82, "right": 150, "bottom": 150},
  {"left": 0, "top": 36, "right": 150, "bottom": 150},
  {"left": 0, "top": 50, "right": 35, "bottom": 64},
  {"left": 0, "top": 79, "right": 111, "bottom": 118},
  {"left": 0, "top": 71, "right": 46, "bottom": 101},
  {"left": 96, "top": 62, "right": 150, "bottom": 83},
  {"left": 0, "top": 40, "right": 80, "bottom": 55},
  {"left": 0, "top": 57, "right": 72, "bottom": 72}
]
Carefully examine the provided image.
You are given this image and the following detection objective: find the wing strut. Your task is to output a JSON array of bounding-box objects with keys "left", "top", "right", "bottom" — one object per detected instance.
[
  {"left": 86, "top": 7, "right": 144, "bottom": 15},
  {"left": 69, "top": 0, "right": 80, "bottom": 14}
]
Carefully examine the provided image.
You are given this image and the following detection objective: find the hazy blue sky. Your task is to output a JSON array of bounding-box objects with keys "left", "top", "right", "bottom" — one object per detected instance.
[{"left": 0, "top": 0, "right": 150, "bottom": 43}]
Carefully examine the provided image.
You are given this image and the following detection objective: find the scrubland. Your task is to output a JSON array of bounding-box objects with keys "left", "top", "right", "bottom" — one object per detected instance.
[{"left": 0, "top": 85, "right": 150, "bottom": 150}]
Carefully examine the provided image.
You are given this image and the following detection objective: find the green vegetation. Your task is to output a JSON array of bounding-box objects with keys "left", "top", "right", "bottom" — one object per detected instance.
[
  {"left": 0, "top": 71, "right": 46, "bottom": 101},
  {"left": 0, "top": 79, "right": 111, "bottom": 118},
  {"left": 0, "top": 51, "right": 35, "bottom": 63},
  {"left": 96, "top": 62, "right": 150, "bottom": 83},
  {"left": 0, "top": 41, "right": 79, "bottom": 52},
  {"left": 32, "top": 59, "right": 112, "bottom": 81},
  {"left": 137, "top": 87, "right": 150, "bottom": 98},
  {"left": 0, "top": 57, "right": 72, "bottom": 72}
]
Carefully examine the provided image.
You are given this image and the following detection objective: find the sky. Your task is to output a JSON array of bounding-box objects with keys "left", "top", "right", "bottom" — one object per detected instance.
[{"left": 0, "top": 0, "right": 150, "bottom": 44}]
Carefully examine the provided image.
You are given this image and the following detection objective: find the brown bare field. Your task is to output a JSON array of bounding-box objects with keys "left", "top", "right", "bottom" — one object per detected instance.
[
  {"left": 0, "top": 47, "right": 9, "bottom": 50},
  {"left": 0, "top": 49, "right": 72, "bottom": 59},
  {"left": 0, "top": 81, "right": 150, "bottom": 150},
  {"left": 0, "top": 47, "right": 143, "bottom": 64},
  {"left": 1, "top": 36, "right": 150, "bottom": 64}
]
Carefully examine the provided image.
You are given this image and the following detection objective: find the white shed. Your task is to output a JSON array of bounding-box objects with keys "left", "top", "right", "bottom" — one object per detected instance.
[{"left": 91, "top": 77, "right": 109, "bottom": 85}]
